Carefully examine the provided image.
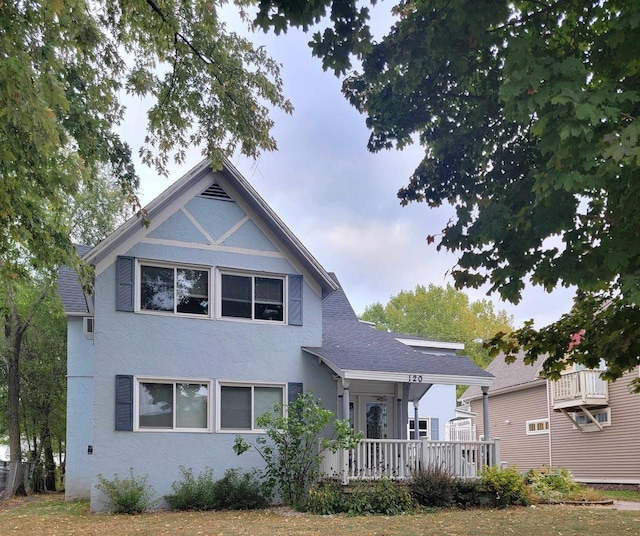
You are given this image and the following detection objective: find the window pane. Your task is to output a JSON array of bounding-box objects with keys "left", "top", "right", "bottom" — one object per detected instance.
[
  {"left": 139, "top": 383, "right": 173, "bottom": 428},
  {"left": 254, "top": 277, "right": 283, "bottom": 321},
  {"left": 141, "top": 266, "right": 174, "bottom": 311},
  {"left": 177, "top": 269, "right": 209, "bottom": 315},
  {"left": 176, "top": 383, "right": 208, "bottom": 429},
  {"left": 220, "top": 386, "right": 251, "bottom": 429},
  {"left": 254, "top": 387, "right": 282, "bottom": 428},
  {"left": 221, "top": 275, "right": 252, "bottom": 318}
]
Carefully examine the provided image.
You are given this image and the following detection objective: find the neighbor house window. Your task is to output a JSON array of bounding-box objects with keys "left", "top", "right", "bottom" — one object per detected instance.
[
  {"left": 571, "top": 408, "right": 611, "bottom": 430},
  {"left": 136, "top": 379, "right": 211, "bottom": 431},
  {"left": 140, "top": 263, "right": 209, "bottom": 315},
  {"left": 526, "top": 418, "right": 550, "bottom": 435},
  {"left": 220, "top": 272, "right": 284, "bottom": 322},
  {"left": 218, "top": 383, "right": 284, "bottom": 431}
]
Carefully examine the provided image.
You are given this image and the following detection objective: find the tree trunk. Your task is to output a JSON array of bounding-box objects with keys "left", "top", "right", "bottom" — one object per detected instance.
[{"left": 5, "top": 343, "right": 25, "bottom": 497}]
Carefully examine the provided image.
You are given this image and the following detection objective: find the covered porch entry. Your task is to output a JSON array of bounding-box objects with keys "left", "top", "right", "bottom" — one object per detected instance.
[{"left": 302, "top": 278, "right": 496, "bottom": 483}]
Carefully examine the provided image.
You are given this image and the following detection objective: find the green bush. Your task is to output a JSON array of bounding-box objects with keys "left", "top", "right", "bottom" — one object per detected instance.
[
  {"left": 95, "top": 469, "right": 157, "bottom": 514},
  {"left": 212, "top": 468, "right": 270, "bottom": 510},
  {"left": 525, "top": 466, "right": 605, "bottom": 502},
  {"left": 166, "top": 467, "right": 269, "bottom": 511},
  {"left": 452, "top": 478, "right": 488, "bottom": 508},
  {"left": 345, "top": 479, "right": 414, "bottom": 516},
  {"left": 307, "top": 481, "right": 345, "bottom": 514},
  {"left": 233, "top": 392, "right": 361, "bottom": 511},
  {"left": 480, "top": 465, "right": 531, "bottom": 508},
  {"left": 410, "top": 465, "right": 455, "bottom": 507}
]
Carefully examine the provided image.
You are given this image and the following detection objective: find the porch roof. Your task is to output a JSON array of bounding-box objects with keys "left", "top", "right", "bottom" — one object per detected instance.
[{"left": 302, "top": 276, "right": 493, "bottom": 387}]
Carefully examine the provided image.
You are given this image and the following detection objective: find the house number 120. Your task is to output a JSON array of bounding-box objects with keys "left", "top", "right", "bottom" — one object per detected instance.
[{"left": 409, "top": 375, "right": 423, "bottom": 383}]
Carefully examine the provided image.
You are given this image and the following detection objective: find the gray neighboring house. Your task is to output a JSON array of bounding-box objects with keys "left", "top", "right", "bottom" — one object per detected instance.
[
  {"left": 462, "top": 352, "right": 640, "bottom": 484},
  {"left": 59, "top": 158, "right": 494, "bottom": 510}
]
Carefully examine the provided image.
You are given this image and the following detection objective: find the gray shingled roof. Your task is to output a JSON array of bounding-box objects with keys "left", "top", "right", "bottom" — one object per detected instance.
[
  {"left": 303, "top": 276, "right": 493, "bottom": 383},
  {"left": 57, "top": 244, "right": 92, "bottom": 314},
  {"left": 461, "top": 350, "right": 545, "bottom": 400}
]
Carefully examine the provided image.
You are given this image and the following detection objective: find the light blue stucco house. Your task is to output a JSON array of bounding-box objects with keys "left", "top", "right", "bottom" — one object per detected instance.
[{"left": 58, "top": 159, "right": 493, "bottom": 510}]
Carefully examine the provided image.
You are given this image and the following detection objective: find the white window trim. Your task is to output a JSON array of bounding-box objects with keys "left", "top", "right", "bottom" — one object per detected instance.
[
  {"left": 134, "top": 376, "right": 212, "bottom": 433},
  {"left": 136, "top": 259, "right": 211, "bottom": 318},
  {"left": 408, "top": 417, "right": 432, "bottom": 439},
  {"left": 216, "top": 268, "right": 287, "bottom": 324},
  {"left": 570, "top": 407, "right": 611, "bottom": 431},
  {"left": 525, "top": 418, "right": 550, "bottom": 435},
  {"left": 83, "top": 316, "right": 95, "bottom": 340},
  {"left": 216, "top": 380, "right": 286, "bottom": 433}
]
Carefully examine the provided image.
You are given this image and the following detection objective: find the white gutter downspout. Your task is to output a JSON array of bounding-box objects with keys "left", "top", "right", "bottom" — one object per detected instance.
[{"left": 547, "top": 379, "right": 553, "bottom": 467}]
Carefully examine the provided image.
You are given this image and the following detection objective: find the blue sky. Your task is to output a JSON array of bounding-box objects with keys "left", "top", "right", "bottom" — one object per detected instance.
[{"left": 118, "top": 10, "right": 575, "bottom": 328}]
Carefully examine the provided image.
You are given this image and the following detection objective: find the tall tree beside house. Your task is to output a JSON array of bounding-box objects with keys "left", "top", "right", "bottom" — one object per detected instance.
[
  {"left": 252, "top": 0, "right": 640, "bottom": 386},
  {"left": 361, "top": 284, "right": 513, "bottom": 371},
  {"left": 0, "top": 170, "right": 133, "bottom": 498},
  {"left": 0, "top": 0, "right": 291, "bottom": 283}
]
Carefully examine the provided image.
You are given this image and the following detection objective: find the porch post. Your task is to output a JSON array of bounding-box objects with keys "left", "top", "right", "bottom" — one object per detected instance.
[
  {"left": 481, "top": 386, "right": 490, "bottom": 441},
  {"left": 341, "top": 379, "right": 351, "bottom": 485},
  {"left": 342, "top": 379, "right": 350, "bottom": 423},
  {"left": 413, "top": 400, "right": 420, "bottom": 440}
]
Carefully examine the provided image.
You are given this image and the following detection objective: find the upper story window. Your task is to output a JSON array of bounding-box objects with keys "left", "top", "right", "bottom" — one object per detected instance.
[
  {"left": 220, "top": 272, "right": 284, "bottom": 322},
  {"left": 140, "top": 263, "right": 209, "bottom": 316}
]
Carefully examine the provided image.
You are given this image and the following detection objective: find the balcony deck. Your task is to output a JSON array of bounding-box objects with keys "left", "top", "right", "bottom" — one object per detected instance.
[{"left": 551, "top": 370, "right": 609, "bottom": 410}]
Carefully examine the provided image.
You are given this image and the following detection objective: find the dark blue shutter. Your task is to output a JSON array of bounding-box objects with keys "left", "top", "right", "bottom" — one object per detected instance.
[
  {"left": 288, "top": 275, "right": 303, "bottom": 326},
  {"left": 116, "top": 256, "right": 135, "bottom": 311},
  {"left": 288, "top": 382, "right": 303, "bottom": 404},
  {"left": 430, "top": 418, "right": 439, "bottom": 441},
  {"left": 115, "top": 375, "right": 134, "bottom": 431}
]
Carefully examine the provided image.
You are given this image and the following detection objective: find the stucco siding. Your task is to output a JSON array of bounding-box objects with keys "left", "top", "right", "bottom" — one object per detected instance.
[
  {"left": 550, "top": 369, "right": 640, "bottom": 483},
  {"left": 65, "top": 318, "right": 95, "bottom": 500},
  {"left": 87, "top": 195, "right": 333, "bottom": 510},
  {"left": 470, "top": 383, "right": 550, "bottom": 471}
]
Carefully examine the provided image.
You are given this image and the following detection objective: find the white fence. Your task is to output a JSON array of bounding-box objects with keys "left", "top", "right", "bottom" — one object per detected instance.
[{"left": 321, "top": 438, "right": 500, "bottom": 484}]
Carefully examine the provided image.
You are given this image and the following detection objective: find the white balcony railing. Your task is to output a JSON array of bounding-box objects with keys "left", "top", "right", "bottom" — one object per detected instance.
[
  {"left": 321, "top": 438, "right": 500, "bottom": 484},
  {"left": 551, "top": 370, "right": 608, "bottom": 408}
]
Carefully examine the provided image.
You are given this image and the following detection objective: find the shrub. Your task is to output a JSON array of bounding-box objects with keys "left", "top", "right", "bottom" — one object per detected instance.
[
  {"left": 345, "top": 479, "right": 414, "bottom": 516},
  {"left": 165, "top": 467, "right": 216, "bottom": 511},
  {"left": 410, "top": 465, "right": 455, "bottom": 507},
  {"left": 480, "top": 465, "right": 531, "bottom": 508},
  {"left": 525, "top": 466, "right": 605, "bottom": 503},
  {"left": 452, "top": 478, "right": 487, "bottom": 508},
  {"left": 95, "top": 469, "right": 157, "bottom": 514},
  {"left": 166, "top": 467, "right": 269, "bottom": 511},
  {"left": 308, "top": 481, "right": 345, "bottom": 514},
  {"left": 212, "top": 468, "right": 270, "bottom": 510},
  {"left": 233, "top": 392, "right": 361, "bottom": 511}
]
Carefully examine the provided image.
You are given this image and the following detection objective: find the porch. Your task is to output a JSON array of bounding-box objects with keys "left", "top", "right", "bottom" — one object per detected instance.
[{"left": 321, "top": 438, "right": 501, "bottom": 484}]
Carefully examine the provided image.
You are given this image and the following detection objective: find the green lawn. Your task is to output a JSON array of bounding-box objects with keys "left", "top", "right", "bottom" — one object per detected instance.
[
  {"left": 601, "top": 489, "right": 640, "bottom": 502},
  {"left": 1, "top": 495, "right": 639, "bottom": 536}
]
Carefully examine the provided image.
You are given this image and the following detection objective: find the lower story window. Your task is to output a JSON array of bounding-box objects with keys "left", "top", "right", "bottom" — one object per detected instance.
[
  {"left": 218, "top": 383, "right": 284, "bottom": 431},
  {"left": 526, "top": 418, "right": 550, "bottom": 435},
  {"left": 571, "top": 408, "right": 611, "bottom": 430},
  {"left": 137, "top": 379, "right": 211, "bottom": 431}
]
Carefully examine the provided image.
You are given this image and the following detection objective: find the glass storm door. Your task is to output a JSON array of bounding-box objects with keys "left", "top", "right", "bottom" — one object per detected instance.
[{"left": 365, "top": 400, "right": 388, "bottom": 439}]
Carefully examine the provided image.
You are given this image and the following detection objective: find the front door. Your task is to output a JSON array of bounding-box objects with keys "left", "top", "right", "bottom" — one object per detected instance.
[{"left": 365, "top": 398, "right": 389, "bottom": 439}]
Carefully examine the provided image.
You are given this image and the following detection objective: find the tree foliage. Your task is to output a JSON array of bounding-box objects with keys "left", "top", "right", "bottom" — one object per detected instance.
[
  {"left": 255, "top": 0, "right": 640, "bottom": 385},
  {"left": 361, "top": 284, "right": 513, "bottom": 370},
  {"left": 1, "top": 0, "right": 291, "bottom": 279}
]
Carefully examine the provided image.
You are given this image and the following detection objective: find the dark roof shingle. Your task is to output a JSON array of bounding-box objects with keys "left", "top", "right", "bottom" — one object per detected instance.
[{"left": 57, "top": 244, "right": 92, "bottom": 314}]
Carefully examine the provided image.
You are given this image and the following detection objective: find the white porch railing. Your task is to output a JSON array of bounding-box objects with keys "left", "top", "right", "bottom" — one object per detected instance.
[
  {"left": 321, "top": 438, "right": 500, "bottom": 484},
  {"left": 551, "top": 370, "right": 608, "bottom": 408}
]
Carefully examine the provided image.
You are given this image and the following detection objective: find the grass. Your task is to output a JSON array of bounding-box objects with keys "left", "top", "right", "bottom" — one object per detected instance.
[
  {"left": 601, "top": 490, "right": 640, "bottom": 502},
  {"left": 1, "top": 495, "right": 640, "bottom": 535}
]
